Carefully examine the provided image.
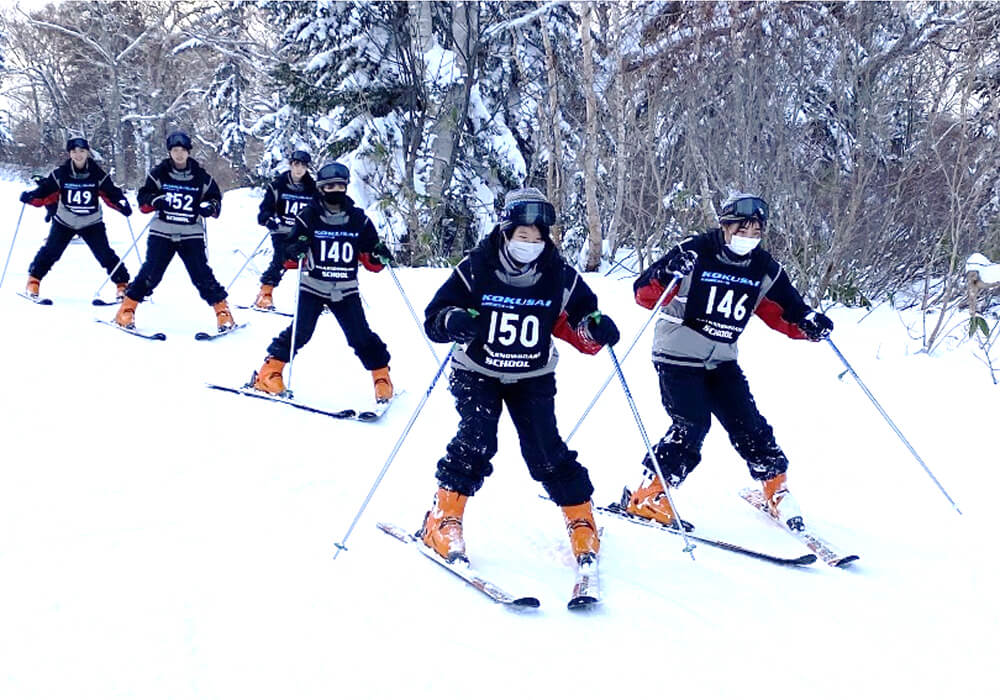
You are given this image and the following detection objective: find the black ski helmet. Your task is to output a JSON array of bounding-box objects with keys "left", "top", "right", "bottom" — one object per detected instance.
[
  {"left": 718, "top": 192, "right": 769, "bottom": 227},
  {"left": 66, "top": 137, "right": 90, "bottom": 151},
  {"left": 166, "top": 131, "right": 193, "bottom": 151},
  {"left": 316, "top": 162, "right": 350, "bottom": 187},
  {"left": 290, "top": 150, "right": 312, "bottom": 165}
]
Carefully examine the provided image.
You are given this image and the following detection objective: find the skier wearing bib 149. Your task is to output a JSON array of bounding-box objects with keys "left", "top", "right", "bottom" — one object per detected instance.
[
  {"left": 250, "top": 162, "right": 396, "bottom": 403},
  {"left": 19, "top": 137, "right": 133, "bottom": 301},
  {"left": 419, "top": 187, "right": 621, "bottom": 566},
  {"left": 624, "top": 192, "right": 833, "bottom": 531},
  {"left": 252, "top": 150, "right": 318, "bottom": 310},
  {"left": 113, "top": 131, "right": 234, "bottom": 331}
]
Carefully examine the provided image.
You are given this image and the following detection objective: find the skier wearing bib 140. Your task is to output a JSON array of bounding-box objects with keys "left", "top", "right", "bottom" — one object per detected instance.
[
  {"left": 419, "top": 187, "right": 621, "bottom": 566},
  {"left": 623, "top": 192, "right": 833, "bottom": 531},
  {"left": 250, "top": 162, "right": 396, "bottom": 403}
]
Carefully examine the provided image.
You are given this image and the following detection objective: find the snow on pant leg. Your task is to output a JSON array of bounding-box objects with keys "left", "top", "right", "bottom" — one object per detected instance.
[
  {"left": 708, "top": 360, "right": 788, "bottom": 481},
  {"left": 125, "top": 235, "right": 176, "bottom": 300},
  {"left": 27, "top": 221, "right": 76, "bottom": 279},
  {"left": 265, "top": 289, "right": 325, "bottom": 362},
  {"left": 434, "top": 369, "right": 502, "bottom": 497},
  {"left": 645, "top": 362, "right": 713, "bottom": 486},
  {"left": 504, "top": 373, "right": 594, "bottom": 507},
  {"left": 176, "top": 238, "right": 226, "bottom": 305},
  {"left": 328, "top": 293, "right": 391, "bottom": 370},
  {"left": 260, "top": 233, "right": 287, "bottom": 287},
  {"left": 77, "top": 221, "right": 129, "bottom": 284}
]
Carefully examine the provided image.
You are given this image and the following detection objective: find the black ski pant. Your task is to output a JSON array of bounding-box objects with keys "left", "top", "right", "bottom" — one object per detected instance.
[
  {"left": 267, "top": 289, "right": 390, "bottom": 370},
  {"left": 125, "top": 235, "right": 226, "bottom": 304},
  {"left": 29, "top": 220, "right": 129, "bottom": 284},
  {"left": 645, "top": 360, "right": 788, "bottom": 486},
  {"left": 259, "top": 233, "right": 288, "bottom": 287},
  {"left": 435, "top": 369, "right": 595, "bottom": 507}
]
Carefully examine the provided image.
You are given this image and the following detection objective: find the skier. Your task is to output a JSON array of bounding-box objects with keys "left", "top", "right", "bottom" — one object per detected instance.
[
  {"left": 19, "top": 137, "right": 132, "bottom": 300},
  {"left": 250, "top": 162, "right": 396, "bottom": 402},
  {"left": 113, "top": 131, "right": 234, "bottom": 331},
  {"left": 624, "top": 192, "right": 834, "bottom": 530},
  {"left": 419, "top": 187, "right": 621, "bottom": 566},
  {"left": 252, "top": 150, "right": 318, "bottom": 310}
]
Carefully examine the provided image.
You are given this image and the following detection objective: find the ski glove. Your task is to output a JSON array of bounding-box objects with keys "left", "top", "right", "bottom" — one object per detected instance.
[
  {"left": 660, "top": 248, "right": 697, "bottom": 279},
  {"left": 118, "top": 199, "right": 132, "bottom": 217},
  {"left": 265, "top": 215, "right": 282, "bottom": 231},
  {"left": 19, "top": 191, "right": 33, "bottom": 204},
  {"left": 151, "top": 195, "right": 168, "bottom": 211},
  {"left": 371, "top": 241, "right": 394, "bottom": 265},
  {"left": 443, "top": 308, "right": 479, "bottom": 343},
  {"left": 284, "top": 236, "right": 309, "bottom": 262},
  {"left": 799, "top": 311, "right": 833, "bottom": 341},
  {"left": 198, "top": 200, "right": 218, "bottom": 217},
  {"left": 586, "top": 312, "right": 621, "bottom": 347},
  {"left": 282, "top": 259, "right": 299, "bottom": 270}
]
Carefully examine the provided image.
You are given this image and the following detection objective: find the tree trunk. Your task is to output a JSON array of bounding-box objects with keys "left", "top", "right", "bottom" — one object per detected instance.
[
  {"left": 579, "top": 4, "right": 602, "bottom": 271},
  {"left": 540, "top": 23, "right": 563, "bottom": 247}
]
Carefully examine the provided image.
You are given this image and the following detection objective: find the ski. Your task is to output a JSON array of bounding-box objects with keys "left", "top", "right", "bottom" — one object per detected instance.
[
  {"left": 17, "top": 292, "right": 53, "bottom": 305},
  {"left": 95, "top": 318, "right": 167, "bottom": 341},
  {"left": 356, "top": 391, "right": 402, "bottom": 422},
  {"left": 206, "top": 383, "right": 359, "bottom": 419},
  {"left": 235, "top": 304, "right": 293, "bottom": 318},
  {"left": 597, "top": 501, "right": 817, "bottom": 567},
  {"left": 739, "top": 488, "right": 860, "bottom": 568},
  {"left": 91, "top": 298, "right": 122, "bottom": 307},
  {"left": 568, "top": 553, "right": 600, "bottom": 610},
  {"left": 377, "top": 522, "right": 540, "bottom": 608},
  {"left": 195, "top": 323, "right": 248, "bottom": 341}
]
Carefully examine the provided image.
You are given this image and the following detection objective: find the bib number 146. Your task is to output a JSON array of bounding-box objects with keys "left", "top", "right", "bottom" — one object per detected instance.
[{"left": 705, "top": 286, "right": 749, "bottom": 321}]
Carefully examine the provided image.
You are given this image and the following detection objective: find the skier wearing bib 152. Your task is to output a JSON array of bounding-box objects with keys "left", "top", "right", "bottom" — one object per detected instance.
[
  {"left": 113, "top": 131, "right": 234, "bottom": 331},
  {"left": 19, "top": 137, "right": 133, "bottom": 301},
  {"left": 252, "top": 150, "right": 318, "bottom": 310},
  {"left": 623, "top": 192, "right": 833, "bottom": 531},
  {"left": 250, "top": 162, "right": 396, "bottom": 403},
  {"left": 419, "top": 187, "right": 622, "bottom": 566}
]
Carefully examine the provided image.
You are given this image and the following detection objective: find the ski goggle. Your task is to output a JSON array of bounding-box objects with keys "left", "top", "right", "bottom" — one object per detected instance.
[
  {"left": 290, "top": 150, "right": 311, "bottom": 165},
  {"left": 720, "top": 197, "right": 769, "bottom": 226},
  {"left": 166, "top": 132, "right": 192, "bottom": 150},
  {"left": 504, "top": 201, "right": 556, "bottom": 228},
  {"left": 66, "top": 137, "right": 90, "bottom": 151}
]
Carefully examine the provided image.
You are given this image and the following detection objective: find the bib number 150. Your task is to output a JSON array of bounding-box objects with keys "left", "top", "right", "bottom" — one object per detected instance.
[{"left": 487, "top": 311, "right": 540, "bottom": 347}]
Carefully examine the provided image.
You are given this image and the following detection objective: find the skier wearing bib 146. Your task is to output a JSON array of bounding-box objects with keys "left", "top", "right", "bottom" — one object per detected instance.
[
  {"left": 252, "top": 150, "right": 318, "bottom": 310},
  {"left": 19, "top": 137, "right": 133, "bottom": 300},
  {"left": 250, "top": 162, "right": 396, "bottom": 403},
  {"left": 419, "top": 188, "right": 622, "bottom": 566},
  {"left": 624, "top": 192, "right": 833, "bottom": 531},
  {"left": 113, "top": 131, "right": 234, "bottom": 331}
]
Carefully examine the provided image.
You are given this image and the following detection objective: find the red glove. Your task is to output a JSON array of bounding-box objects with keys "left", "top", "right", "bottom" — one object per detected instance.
[{"left": 283, "top": 259, "right": 299, "bottom": 270}]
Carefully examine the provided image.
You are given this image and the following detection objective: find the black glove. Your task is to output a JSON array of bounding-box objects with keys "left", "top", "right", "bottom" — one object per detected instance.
[
  {"left": 265, "top": 215, "right": 282, "bottom": 231},
  {"left": 118, "top": 199, "right": 132, "bottom": 217},
  {"left": 198, "top": 200, "right": 218, "bottom": 217},
  {"left": 284, "top": 235, "right": 309, "bottom": 261},
  {"left": 660, "top": 248, "right": 697, "bottom": 279},
  {"left": 151, "top": 195, "right": 168, "bottom": 211},
  {"left": 587, "top": 312, "right": 620, "bottom": 346},
  {"left": 443, "top": 308, "right": 479, "bottom": 343},
  {"left": 371, "top": 240, "right": 394, "bottom": 265},
  {"left": 799, "top": 311, "right": 833, "bottom": 341},
  {"left": 19, "top": 191, "right": 33, "bottom": 204}
]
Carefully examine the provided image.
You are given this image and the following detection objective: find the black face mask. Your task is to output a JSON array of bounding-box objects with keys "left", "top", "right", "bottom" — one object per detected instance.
[{"left": 322, "top": 190, "right": 347, "bottom": 207}]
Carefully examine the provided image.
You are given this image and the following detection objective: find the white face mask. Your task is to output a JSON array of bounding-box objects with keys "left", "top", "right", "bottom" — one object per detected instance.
[
  {"left": 726, "top": 235, "right": 761, "bottom": 256},
  {"left": 507, "top": 240, "right": 545, "bottom": 264}
]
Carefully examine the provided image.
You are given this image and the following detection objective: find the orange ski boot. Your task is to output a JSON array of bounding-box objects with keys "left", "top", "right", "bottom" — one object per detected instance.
[
  {"left": 562, "top": 501, "right": 600, "bottom": 561},
  {"left": 213, "top": 300, "right": 236, "bottom": 331},
  {"left": 251, "top": 356, "right": 286, "bottom": 395},
  {"left": 26, "top": 276, "right": 41, "bottom": 298},
  {"left": 114, "top": 296, "right": 138, "bottom": 328},
  {"left": 625, "top": 474, "right": 679, "bottom": 527},
  {"left": 254, "top": 284, "right": 274, "bottom": 310},
  {"left": 762, "top": 473, "right": 803, "bottom": 530},
  {"left": 419, "top": 488, "right": 468, "bottom": 563},
  {"left": 372, "top": 366, "right": 393, "bottom": 403},
  {"left": 116, "top": 283, "right": 128, "bottom": 301}
]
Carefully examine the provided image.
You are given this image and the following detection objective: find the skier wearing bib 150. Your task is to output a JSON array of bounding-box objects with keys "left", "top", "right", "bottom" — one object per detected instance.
[
  {"left": 19, "top": 137, "right": 132, "bottom": 300},
  {"left": 113, "top": 131, "right": 234, "bottom": 331},
  {"left": 623, "top": 192, "right": 834, "bottom": 530},
  {"left": 250, "top": 162, "right": 396, "bottom": 403},
  {"left": 419, "top": 187, "right": 622, "bottom": 566},
  {"left": 252, "top": 150, "right": 318, "bottom": 310}
]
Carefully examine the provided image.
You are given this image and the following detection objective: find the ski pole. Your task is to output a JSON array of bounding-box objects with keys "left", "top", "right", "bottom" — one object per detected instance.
[
  {"left": 567, "top": 272, "right": 682, "bottom": 443},
  {"left": 607, "top": 344, "right": 696, "bottom": 560},
  {"left": 124, "top": 217, "right": 143, "bottom": 269},
  {"left": 825, "top": 338, "right": 962, "bottom": 514},
  {"left": 225, "top": 229, "right": 271, "bottom": 292},
  {"left": 333, "top": 343, "right": 457, "bottom": 560},
  {"left": 383, "top": 261, "right": 440, "bottom": 365},
  {"left": 0, "top": 202, "right": 27, "bottom": 290},
  {"left": 93, "top": 219, "right": 151, "bottom": 299},
  {"left": 285, "top": 262, "right": 305, "bottom": 396}
]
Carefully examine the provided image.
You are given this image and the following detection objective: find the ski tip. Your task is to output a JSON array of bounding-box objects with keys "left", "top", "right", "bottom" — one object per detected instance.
[
  {"left": 91, "top": 298, "right": 116, "bottom": 306},
  {"left": 833, "top": 555, "right": 860, "bottom": 568},
  {"left": 511, "top": 596, "right": 542, "bottom": 608},
  {"left": 567, "top": 596, "right": 600, "bottom": 610},
  {"left": 794, "top": 554, "right": 819, "bottom": 566}
]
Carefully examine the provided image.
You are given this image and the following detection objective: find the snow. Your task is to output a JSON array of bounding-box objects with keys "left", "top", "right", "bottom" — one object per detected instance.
[
  {"left": 1, "top": 180, "right": 998, "bottom": 699},
  {"left": 967, "top": 253, "right": 1000, "bottom": 284}
]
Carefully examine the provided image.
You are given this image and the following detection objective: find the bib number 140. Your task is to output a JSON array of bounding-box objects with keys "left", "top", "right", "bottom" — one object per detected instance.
[
  {"left": 705, "top": 286, "right": 749, "bottom": 321},
  {"left": 487, "top": 311, "right": 539, "bottom": 347}
]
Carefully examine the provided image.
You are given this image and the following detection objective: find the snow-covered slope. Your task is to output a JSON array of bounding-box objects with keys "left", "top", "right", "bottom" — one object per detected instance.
[{"left": 1, "top": 182, "right": 997, "bottom": 700}]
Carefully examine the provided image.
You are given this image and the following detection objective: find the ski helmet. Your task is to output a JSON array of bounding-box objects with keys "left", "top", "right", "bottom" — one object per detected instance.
[
  {"left": 66, "top": 137, "right": 90, "bottom": 151},
  {"left": 500, "top": 187, "right": 556, "bottom": 239},
  {"left": 718, "top": 192, "right": 769, "bottom": 227},
  {"left": 316, "top": 162, "right": 350, "bottom": 187},
  {"left": 166, "top": 131, "right": 193, "bottom": 151},
  {"left": 290, "top": 150, "right": 312, "bottom": 165}
]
